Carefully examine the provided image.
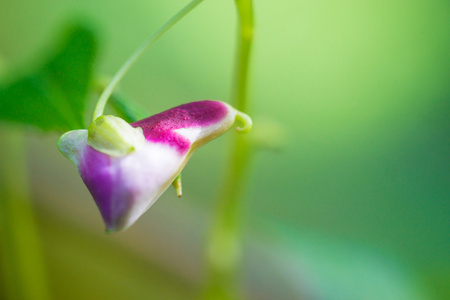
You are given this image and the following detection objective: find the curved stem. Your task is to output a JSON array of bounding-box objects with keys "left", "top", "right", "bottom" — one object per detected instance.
[
  {"left": 92, "top": 0, "right": 205, "bottom": 121},
  {"left": 235, "top": 111, "right": 253, "bottom": 133},
  {"left": 204, "top": 1, "right": 254, "bottom": 299}
]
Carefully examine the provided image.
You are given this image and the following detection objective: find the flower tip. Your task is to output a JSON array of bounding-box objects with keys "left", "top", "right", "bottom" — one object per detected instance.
[
  {"left": 104, "top": 221, "right": 131, "bottom": 234},
  {"left": 235, "top": 111, "right": 253, "bottom": 133},
  {"left": 104, "top": 222, "right": 129, "bottom": 234}
]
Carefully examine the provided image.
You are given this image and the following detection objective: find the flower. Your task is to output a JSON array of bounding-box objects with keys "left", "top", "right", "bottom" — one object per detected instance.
[{"left": 58, "top": 100, "right": 251, "bottom": 232}]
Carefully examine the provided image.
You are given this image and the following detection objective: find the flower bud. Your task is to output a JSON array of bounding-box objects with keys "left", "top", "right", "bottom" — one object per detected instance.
[{"left": 58, "top": 100, "right": 251, "bottom": 232}]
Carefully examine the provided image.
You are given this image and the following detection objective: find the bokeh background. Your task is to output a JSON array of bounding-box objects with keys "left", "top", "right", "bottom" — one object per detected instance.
[{"left": 0, "top": 0, "right": 449, "bottom": 299}]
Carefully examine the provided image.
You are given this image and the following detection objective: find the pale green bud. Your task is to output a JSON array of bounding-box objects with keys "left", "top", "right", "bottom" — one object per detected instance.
[{"left": 87, "top": 115, "right": 145, "bottom": 157}]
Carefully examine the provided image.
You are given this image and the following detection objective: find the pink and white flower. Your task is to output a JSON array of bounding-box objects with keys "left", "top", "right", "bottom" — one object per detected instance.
[{"left": 58, "top": 100, "right": 251, "bottom": 232}]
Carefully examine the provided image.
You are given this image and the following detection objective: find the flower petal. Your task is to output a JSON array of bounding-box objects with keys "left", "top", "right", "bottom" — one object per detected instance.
[{"left": 132, "top": 100, "right": 238, "bottom": 154}]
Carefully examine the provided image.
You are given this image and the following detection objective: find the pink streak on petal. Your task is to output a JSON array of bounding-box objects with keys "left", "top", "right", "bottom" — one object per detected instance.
[{"left": 131, "top": 100, "right": 228, "bottom": 154}]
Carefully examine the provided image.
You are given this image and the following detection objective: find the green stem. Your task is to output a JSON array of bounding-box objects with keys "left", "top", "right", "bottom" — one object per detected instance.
[
  {"left": 0, "top": 128, "right": 50, "bottom": 300},
  {"left": 204, "top": 1, "right": 254, "bottom": 299},
  {"left": 232, "top": 0, "right": 254, "bottom": 113},
  {"left": 92, "top": 0, "right": 205, "bottom": 121},
  {"left": 93, "top": 80, "right": 149, "bottom": 122}
]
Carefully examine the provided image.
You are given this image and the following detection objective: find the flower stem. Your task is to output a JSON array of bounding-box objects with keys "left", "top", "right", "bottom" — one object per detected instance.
[
  {"left": 92, "top": 0, "right": 205, "bottom": 121},
  {"left": 0, "top": 128, "right": 50, "bottom": 300},
  {"left": 232, "top": 0, "right": 254, "bottom": 113},
  {"left": 204, "top": 0, "right": 254, "bottom": 299}
]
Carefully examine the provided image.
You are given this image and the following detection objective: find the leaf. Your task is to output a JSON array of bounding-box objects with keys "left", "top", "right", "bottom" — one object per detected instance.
[{"left": 0, "top": 24, "right": 97, "bottom": 132}]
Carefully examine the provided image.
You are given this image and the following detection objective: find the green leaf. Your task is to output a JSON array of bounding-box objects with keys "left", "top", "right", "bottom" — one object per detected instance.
[{"left": 0, "top": 24, "right": 97, "bottom": 132}]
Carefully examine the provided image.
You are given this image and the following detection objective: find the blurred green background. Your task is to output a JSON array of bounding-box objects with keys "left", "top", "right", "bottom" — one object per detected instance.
[{"left": 0, "top": 0, "right": 449, "bottom": 299}]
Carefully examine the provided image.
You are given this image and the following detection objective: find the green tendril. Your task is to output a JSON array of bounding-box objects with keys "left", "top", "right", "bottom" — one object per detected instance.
[{"left": 92, "top": 0, "right": 205, "bottom": 121}]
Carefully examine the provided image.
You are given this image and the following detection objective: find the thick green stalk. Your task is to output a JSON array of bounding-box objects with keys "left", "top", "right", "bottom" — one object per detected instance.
[
  {"left": 0, "top": 129, "right": 50, "bottom": 300},
  {"left": 204, "top": 1, "right": 254, "bottom": 299},
  {"left": 93, "top": 0, "right": 204, "bottom": 121}
]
